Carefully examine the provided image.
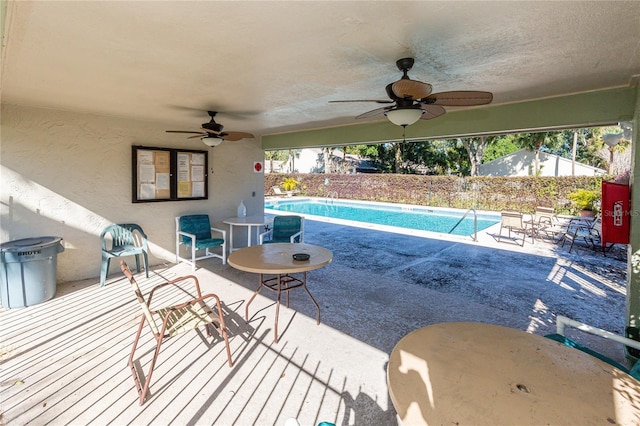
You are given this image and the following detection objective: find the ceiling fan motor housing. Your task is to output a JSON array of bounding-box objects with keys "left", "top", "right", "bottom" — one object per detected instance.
[{"left": 202, "top": 121, "right": 224, "bottom": 133}]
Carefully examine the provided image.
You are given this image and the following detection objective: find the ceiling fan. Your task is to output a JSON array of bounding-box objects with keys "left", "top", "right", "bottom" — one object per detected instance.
[
  {"left": 166, "top": 111, "right": 255, "bottom": 147},
  {"left": 330, "top": 58, "right": 493, "bottom": 127}
]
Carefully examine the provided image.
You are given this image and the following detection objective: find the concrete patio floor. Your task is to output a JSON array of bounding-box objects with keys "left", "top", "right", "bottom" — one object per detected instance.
[{"left": 0, "top": 218, "right": 630, "bottom": 425}]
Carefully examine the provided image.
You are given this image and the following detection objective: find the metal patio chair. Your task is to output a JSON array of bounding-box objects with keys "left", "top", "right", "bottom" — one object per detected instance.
[
  {"left": 498, "top": 211, "right": 533, "bottom": 246},
  {"left": 121, "top": 260, "right": 233, "bottom": 405},
  {"left": 176, "top": 214, "right": 227, "bottom": 270},
  {"left": 560, "top": 214, "right": 613, "bottom": 255}
]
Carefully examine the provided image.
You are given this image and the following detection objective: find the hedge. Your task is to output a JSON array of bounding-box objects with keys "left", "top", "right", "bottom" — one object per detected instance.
[{"left": 265, "top": 173, "right": 605, "bottom": 214}]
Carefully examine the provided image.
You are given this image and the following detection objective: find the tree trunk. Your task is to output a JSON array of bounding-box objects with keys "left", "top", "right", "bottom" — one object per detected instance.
[
  {"left": 534, "top": 136, "right": 543, "bottom": 176},
  {"left": 323, "top": 147, "right": 331, "bottom": 174},
  {"left": 394, "top": 143, "right": 403, "bottom": 173},
  {"left": 461, "top": 137, "right": 487, "bottom": 176}
]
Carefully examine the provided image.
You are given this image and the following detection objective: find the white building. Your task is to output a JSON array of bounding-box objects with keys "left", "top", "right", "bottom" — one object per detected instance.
[{"left": 478, "top": 149, "right": 606, "bottom": 177}]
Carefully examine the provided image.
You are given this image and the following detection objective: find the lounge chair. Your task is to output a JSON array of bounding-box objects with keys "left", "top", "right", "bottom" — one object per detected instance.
[
  {"left": 497, "top": 211, "right": 533, "bottom": 246},
  {"left": 560, "top": 215, "right": 607, "bottom": 253},
  {"left": 271, "top": 186, "right": 286, "bottom": 196},
  {"left": 524, "top": 206, "right": 556, "bottom": 240}
]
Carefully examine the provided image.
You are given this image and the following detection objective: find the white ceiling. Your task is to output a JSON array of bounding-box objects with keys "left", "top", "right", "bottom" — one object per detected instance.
[{"left": 2, "top": 1, "right": 639, "bottom": 139}]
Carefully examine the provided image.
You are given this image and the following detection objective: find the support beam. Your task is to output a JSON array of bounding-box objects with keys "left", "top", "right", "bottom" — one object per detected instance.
[
  {"left": 262, "top": 87, "right": 636, "bottom": 150},
  {"left": 628, "top": 84, "right": 640, "bottom": 331}
]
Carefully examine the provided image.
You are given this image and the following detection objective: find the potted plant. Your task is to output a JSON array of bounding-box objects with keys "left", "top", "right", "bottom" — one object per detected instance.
[
  {"left": 281, "top": 177, "right": 300, "bottom": 197},
  {"left": 568, "top": 189, "right": 600, "bottom": 217}
]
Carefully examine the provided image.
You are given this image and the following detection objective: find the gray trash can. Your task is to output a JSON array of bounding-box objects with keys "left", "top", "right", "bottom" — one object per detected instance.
[{"left": 0, "top": 236, "right": 64, "bottom": 308}]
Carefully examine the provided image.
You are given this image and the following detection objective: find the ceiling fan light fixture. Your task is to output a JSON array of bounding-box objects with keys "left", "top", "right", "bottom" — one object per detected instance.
[
  {"left": 385, "top": 107, "right": 423, "bottom": 126},
  {"left": 202, "top": 136, "right": 224, "bottom": 147}
]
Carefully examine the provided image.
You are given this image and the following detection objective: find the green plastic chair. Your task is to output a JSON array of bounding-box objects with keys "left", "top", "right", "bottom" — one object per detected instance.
[
  {"left": 259, "top": 215, "right": 304, "bottom": 244},
  {"left": 100, "top": 223, "right": 149, "bottom": 287},
  {"left": 176, "top": 215, "right": 227, "bottom": 270}
]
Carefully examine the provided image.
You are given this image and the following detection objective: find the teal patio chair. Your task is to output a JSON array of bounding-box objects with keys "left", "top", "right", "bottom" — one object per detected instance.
[
  {"left": 545, "top": 315, "right": 640, "bottom": 380},
  {"left": 259, "top": 215, "right": 304, "bottom": 244},
  {"left": 176, "top": 215, "right": 226, "bottom": 271},
  {"left": 100, "top": 223, "right": 149, "bottom": 287}
]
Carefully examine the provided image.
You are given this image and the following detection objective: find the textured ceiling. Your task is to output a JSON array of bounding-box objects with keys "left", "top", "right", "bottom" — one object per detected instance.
[{"left": 2, "top": 1, "right": 639, "bottom": 139}]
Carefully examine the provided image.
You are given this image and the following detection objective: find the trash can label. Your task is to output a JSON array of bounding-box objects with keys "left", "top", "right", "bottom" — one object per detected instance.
[{"left": 17, "top": 250, "right": 42, "bottom": 256}]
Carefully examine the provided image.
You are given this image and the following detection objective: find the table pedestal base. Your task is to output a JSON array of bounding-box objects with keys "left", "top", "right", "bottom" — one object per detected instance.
[{"left": 245, "top": 272, "right": 320, "bottom": 342}]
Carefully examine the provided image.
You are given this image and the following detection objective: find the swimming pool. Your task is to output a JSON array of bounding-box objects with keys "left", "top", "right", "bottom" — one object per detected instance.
[{"left": 265, "top": 198, "right": 500, "bottom": 237}]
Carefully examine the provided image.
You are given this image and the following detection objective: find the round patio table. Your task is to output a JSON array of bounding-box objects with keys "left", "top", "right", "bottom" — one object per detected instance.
[
  {"left": 228, "top": 243, "right": 332, "bottom": 342},
  {"left": 387, "top": 322, "right": 640, "bottom": 425},
  {"left": 223, "top": 215, "right": 273, "bottom": 253}
]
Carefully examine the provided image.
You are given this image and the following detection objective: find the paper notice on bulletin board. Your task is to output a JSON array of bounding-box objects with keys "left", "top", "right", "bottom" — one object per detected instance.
[
  {"left": 177, "top": 153, "right": 190, "bottom": 181},
  {"left": 139, "top": 165, "right": 155, "bottom": 183},
  {"left": 191, "top": 153, "right": 205, "bottom": 165},
  {"left": 177, "top": 181, "right": 192, "bottom": 198},
  {"left": 138, "top": 150, "right": 154, "bottom": 164},
  {"left": 155, "top": 151, "right": 170, "bottom": 172},
  {"left": 192, "top": 182, "right": 205, "bottom": 197},
  {"left": 191, "top": 165, "right": 204, "bottom": 182},
  {"left": 156, "top": 173, "right": 170, "bottom": 190},
  {"left": 140, "top": 183, "right": 156, "bottom": 200}
]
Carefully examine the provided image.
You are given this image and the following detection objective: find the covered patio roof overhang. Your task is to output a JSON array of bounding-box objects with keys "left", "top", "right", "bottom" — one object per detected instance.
[{"left": 262, "top": 84, "right": 640, "bottom": 329}]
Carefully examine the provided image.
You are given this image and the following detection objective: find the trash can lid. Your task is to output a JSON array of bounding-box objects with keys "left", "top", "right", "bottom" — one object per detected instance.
[{"left": 0, "top": 236, "right": 63, "bottom": 252}]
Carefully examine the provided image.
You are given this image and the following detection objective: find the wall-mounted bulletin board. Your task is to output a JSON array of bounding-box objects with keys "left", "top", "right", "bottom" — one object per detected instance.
[{"left": 132, "top": 145, "right": 208, "bottom": 203}]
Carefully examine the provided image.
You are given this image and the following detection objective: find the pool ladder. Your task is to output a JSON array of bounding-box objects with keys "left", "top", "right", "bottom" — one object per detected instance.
[
  {"left": 325, "top": 191, "right": 339, "bottom": 204},
  {"left": 448, "top": 208, "right": 478, "bottom": 242}
]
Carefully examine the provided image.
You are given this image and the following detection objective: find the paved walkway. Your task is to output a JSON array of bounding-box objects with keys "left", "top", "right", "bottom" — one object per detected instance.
[{"left": 0, "top": 218, "right": 629, "bottom": 425}]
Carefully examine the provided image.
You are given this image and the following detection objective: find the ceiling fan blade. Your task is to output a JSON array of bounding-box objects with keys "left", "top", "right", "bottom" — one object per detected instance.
[
  {"left": 392, "top": 80, "right": 433, "bottom": 100},
  {"left": 220, "top": 131, "right": 255, "bottom": 141},
  {"left": 420, "top": 104, "right": 447, "bottom": 120},
  {"left": 187, "top": 134, "right": 205, "bottom": 139},
  {"left": 166, "top": 130, "right": 204, "bottom": 134},
  {"left": 202, "top": 128, "right": 221, "bottom": 135},
  {"left": 330, "top": 99, "right": 394, "bottom": 104},
  {"left": 425, "top": 91, "right": 493, "bottom": 106},
  {"left": 356, "top": 106, "right": 390, "bottom": 119}
]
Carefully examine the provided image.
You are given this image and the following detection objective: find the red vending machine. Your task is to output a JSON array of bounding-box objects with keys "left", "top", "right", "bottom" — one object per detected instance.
[{"left": 601, "top": 180, "right": 630, "bottom": 246}]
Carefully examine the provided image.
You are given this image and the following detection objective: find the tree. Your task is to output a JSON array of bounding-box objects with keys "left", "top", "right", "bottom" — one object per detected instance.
[
  {"left": 264, "top": 150, "right": 288, "bottom": 172},
  {"left": 460, "top": 136, "right": 489, "bottom": 176},
  {"left": 513, "top": 132, "right": 565, "bottom": 175},
  {"left": 482, "top": 134, "right": 519, "bottom": 163}
]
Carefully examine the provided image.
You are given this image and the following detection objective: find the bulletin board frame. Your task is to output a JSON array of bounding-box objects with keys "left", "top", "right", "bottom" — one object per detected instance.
[{"left": 132, "top": 145, "right": 208, "bottom": 203}]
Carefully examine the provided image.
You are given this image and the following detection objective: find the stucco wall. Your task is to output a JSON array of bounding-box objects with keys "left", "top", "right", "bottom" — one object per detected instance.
[{"left": 1, "top": 104, "right": 265, "bottom": 282}]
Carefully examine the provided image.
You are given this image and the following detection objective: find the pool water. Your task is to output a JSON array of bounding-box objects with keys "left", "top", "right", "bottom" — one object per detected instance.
[{"left": 265, "top": 198, "right": 500, "bottom": 237}]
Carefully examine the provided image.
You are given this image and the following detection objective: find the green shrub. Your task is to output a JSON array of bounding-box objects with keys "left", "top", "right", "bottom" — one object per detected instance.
[{"left": 568, "top": 189, "right": 600, "bottom": 213}]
